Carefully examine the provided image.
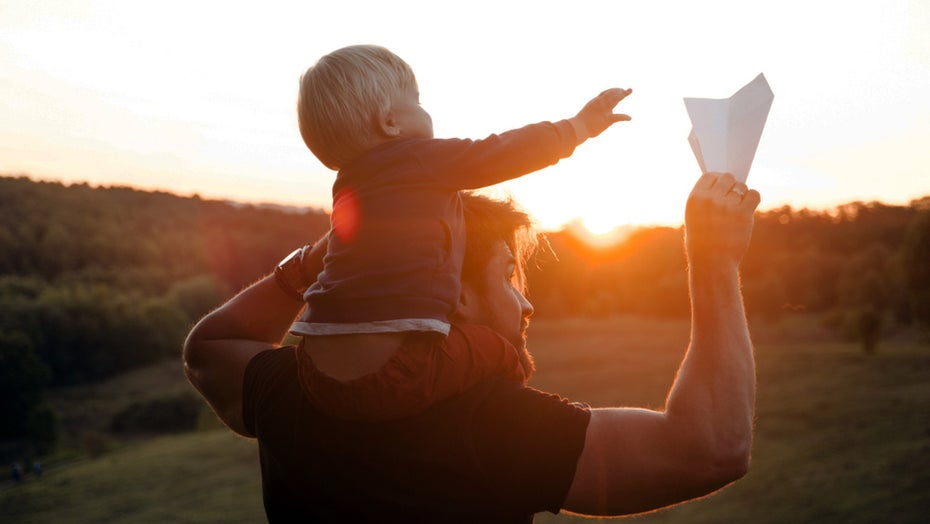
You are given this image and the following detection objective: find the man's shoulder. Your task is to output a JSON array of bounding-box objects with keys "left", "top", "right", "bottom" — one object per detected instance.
[
  {"left": 243, "top": 347, "right": 589, "bottom": 442},
  {"left": 244, "top": 346, "right": 587, "bottom": 419}
]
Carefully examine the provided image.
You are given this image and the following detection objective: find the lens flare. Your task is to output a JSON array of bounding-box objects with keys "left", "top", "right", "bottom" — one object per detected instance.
[{"left": 332, "top": 188, "right": 359, "bottom": 243}]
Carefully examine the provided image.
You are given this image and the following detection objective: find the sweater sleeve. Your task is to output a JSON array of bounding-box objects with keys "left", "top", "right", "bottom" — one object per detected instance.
[{"left": 420, "top": 119, "right": 578, "bottom": 190}]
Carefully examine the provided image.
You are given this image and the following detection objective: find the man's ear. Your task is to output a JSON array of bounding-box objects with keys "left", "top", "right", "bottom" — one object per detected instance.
[{"left": 375, "top": 107, "right": 402, "bottom": 138}]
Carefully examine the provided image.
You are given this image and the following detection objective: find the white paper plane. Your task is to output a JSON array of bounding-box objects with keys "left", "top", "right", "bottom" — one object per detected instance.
[{"left": 684, "top": 73, "right": 774, "bottom": 183}]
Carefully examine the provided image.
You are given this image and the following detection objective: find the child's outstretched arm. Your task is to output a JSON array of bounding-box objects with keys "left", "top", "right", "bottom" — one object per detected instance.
[
  {"left": 569, "top": 88, "right": 633, "bottom": 146},
  {"left": 426, "top": 87, "right": 632, "bottom": 190}
]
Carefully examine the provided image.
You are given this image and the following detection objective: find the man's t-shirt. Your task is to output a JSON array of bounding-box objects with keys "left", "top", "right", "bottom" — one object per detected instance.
[{"left": 242, "top": 346, "right": 591, "bottom": 523}]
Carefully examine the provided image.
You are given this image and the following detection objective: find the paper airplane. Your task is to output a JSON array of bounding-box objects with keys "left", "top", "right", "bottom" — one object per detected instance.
[{"left": 684, "top": 73, "right": 774, "bottom": 183}]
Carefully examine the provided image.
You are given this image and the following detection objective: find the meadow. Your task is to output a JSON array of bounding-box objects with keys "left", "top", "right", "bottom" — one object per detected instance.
[{"left": 1, "top": 315, "right": 927, "bottom": 523}]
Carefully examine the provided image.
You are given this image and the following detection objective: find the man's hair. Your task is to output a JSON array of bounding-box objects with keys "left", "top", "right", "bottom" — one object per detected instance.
[
  {"left": 297, "top": 45, "right": 418, "bottom": 171},
  {"left": 460, "top": 192, "right": 538, "bottom": 291}
]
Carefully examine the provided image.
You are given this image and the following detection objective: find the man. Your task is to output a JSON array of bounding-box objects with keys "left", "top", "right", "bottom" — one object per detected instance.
[{"left": 184, "top": 172, "right": 760, "bottom": 522}]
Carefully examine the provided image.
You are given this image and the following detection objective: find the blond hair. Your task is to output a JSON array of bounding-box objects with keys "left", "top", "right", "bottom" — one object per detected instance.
[{"left": 297, "top": 45, "right": 418, "bottom": 171}]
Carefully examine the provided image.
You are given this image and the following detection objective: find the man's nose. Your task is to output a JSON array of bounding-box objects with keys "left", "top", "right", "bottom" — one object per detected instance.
[{"left": 520, "top": 293, "right": 534, "bottom": 317}]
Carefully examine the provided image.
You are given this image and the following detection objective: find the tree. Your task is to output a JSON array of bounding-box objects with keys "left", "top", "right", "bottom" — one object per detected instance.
[
  {"left": 168, "top": 274, "right": 229, "bottom": 322},
  {"left": 0, "top": 330, "right": 52, "bottom": 439},
  {"left": 901, "top": 210, "right": 930, "bottom": 336},
  {"left": 855, "top": 305, "right": 883, "bottom": 354}
]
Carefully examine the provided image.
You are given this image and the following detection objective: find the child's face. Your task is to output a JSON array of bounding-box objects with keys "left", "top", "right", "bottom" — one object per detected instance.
[{"left": 389, "top": 84, "right": 433, "bottom": 139}]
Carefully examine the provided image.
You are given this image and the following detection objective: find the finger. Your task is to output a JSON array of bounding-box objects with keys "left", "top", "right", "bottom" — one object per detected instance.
[
  {"left": 740, "top": 189, "right": 762, "bottom": 211},
  {"left": 723, "top": 190, "right": 744, "bottom": 209},
  {"left": 694, "top": 172, "right": 719, "bottom": 191},
  {"left": 610, "top": 114, "right": 632, "bottom": 123},
  {"left": 721, "top": 181, "right": 748, "bottom": 200},
  {"left": 598, "top": 88, "right": 632, "bottom": 108},
  {"left": 613, "top": 87, "right": 633, "bottom": 102},
  {"left": 596, "top": 90, "right": 622, "bottom": 110},
  {"left": 711, "top": 173, "right": 737, "bottom": 195},
  {"left": 730, "top": 181, "right": 749, "bottom": 195}
]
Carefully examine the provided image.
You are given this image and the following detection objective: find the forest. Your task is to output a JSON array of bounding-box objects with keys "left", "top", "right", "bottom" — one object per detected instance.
[{"left": 1, "top": 174, "right": 929, "bottom": 454}]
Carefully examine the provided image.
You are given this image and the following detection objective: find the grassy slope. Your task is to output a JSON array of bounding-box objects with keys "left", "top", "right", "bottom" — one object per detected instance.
[
  {"left": 2, "top": 316, "right": 928, "bottom": 523},
  {"left": 0, "top": 430, "right": 265, "bottom": 523}
]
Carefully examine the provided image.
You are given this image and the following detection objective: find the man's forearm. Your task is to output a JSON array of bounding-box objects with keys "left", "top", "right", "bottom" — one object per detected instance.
[
  {"left": 182, "top": 239, "right": 326, "bottom": 435},
  {"left": 187, "top": 239, "right": 327, "bottom": 346},
  {"left": 189, "top": 274, "right": 306, "bottom": 345},
  {"left": 666, "top": 261, "right": 755, "bottom": 469}
]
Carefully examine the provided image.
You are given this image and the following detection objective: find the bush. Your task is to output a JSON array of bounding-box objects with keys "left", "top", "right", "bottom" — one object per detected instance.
[
  {"left": 856, "top": 306, "right": 883, "bottom": 354},
  {"left": 110, "top": 392, "right": 204, "bottom": 434},
  {"left": 169, "top": 274, "right": 229, "bottom": 322},
  {"left": 902, "top": 210, "right": 930, "bottom": 334},
  {"left": 0, "top": 330, "right": 51, "bottom": 439},
  {"left": 81, "top": 431, "right": 111, "bottom": 458},
  {"left": 27, "top": 405, "right": 59, "bottom": 455}
]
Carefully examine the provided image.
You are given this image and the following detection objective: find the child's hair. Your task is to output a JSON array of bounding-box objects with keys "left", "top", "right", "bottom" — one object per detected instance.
[{"left": 297, "top": 45, "right": 418, "bottom": 171}]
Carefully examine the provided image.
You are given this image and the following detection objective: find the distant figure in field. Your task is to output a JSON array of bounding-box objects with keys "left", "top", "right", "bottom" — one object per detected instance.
[
  {"left": 286, "top": 44, "right": 632, "bottom": 421},
  {"left": 185, "top": 169, "right": 761, "bottom": 521}
]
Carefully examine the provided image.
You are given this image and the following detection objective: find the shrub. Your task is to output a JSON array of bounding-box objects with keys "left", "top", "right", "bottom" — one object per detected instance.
[{"left": 110, "top": 392, "right": 204, "bottom": 434}]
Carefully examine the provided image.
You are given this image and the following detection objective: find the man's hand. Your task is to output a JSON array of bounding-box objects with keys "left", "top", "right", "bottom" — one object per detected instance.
[
  {"left": 685, "top": 172, "right": 760, "bottom": 269},
  {"left": 569, "top": 88, "right": 632, "bottom": 145}
]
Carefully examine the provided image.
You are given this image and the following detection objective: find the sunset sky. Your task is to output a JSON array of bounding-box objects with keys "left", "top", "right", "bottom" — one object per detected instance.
[{"left": 2, "top": 0, "right": 928, "bottom": 232}]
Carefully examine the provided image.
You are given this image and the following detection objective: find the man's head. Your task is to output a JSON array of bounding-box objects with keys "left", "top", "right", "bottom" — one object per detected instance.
[
  {"left": 297, "top": 45, "right": 426, "bottom": 171},
  {"left": 456, "top": 192, "right": 539, "bottom": 376}
]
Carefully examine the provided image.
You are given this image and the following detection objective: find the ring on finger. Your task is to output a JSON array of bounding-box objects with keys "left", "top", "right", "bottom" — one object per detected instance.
[{"left": 727, "top": 187, "right": 747, "bottom": 198}]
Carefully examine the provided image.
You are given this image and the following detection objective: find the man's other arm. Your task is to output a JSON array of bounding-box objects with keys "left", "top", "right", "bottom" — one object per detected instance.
[
  {"left": 563, "top": 173, "right": 760, "bottom": 516},
  {"left": 182, "top": 238, "right": 327, "bottom": 436}
]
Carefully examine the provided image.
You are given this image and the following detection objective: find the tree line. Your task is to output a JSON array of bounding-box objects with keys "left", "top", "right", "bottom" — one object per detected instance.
[
  {"left": 0, "top": 176, "right": 329, "bottom": 451},
  {"left": 1, "top": 175, "right": 929, "bottom": 450},
  {"left": 528, "top": 197, "right": 930, "bottom": 333}
]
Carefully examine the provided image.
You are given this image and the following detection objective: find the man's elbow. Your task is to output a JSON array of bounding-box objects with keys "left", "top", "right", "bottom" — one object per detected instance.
[
  {"left": 703, "top": 437, "right": 752, "bottom": 487},
  {"left": 181, "top": 327, "right": 206, "bottom": 385}
]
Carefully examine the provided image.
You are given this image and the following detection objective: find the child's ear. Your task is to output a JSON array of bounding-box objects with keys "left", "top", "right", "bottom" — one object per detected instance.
[
  {"left": 376, "top": 108, "right": 402, "bottom": 138},
  {"left": 451, "top": 284, "right": 476, "bottom": 322}
]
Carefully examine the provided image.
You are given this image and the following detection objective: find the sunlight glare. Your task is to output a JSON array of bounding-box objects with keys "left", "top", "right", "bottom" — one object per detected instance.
[{"left": 582, "top": 214, "right": 618, "bottom": 236}]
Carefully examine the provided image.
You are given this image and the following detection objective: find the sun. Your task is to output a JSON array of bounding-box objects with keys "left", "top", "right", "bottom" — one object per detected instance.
[
  {"left": 580, "top": 213, "right": 618, "bottom": 236},
  {"left": 506, "top": 179, "right": 686, "bottom": 235}
]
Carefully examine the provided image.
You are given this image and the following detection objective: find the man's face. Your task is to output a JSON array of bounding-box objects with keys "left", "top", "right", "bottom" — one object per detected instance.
[{"left": 457, "top": 241, "right": 536, "bottom": 375}]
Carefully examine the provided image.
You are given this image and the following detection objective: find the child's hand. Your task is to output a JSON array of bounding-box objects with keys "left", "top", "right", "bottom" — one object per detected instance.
[{"left": 570, "top": 88, "right": 632, "bottom": 145}]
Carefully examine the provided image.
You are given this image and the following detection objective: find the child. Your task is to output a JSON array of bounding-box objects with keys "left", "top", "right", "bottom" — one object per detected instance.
[{"left": 290, "top": 44, "right": 631, "bottom": 420}]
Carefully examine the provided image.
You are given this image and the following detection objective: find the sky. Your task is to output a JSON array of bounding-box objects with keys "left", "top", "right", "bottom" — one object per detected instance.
[{"left": 1, "top": 0, "right": 928, "bottom": 233}]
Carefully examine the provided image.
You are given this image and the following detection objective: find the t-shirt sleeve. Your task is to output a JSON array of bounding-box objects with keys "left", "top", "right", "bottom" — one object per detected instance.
[
  {"left": 242, "top": 347, "right": 298, "bottom": 437},
  {"left": 469, "top": 381, "right": 591, "bottom": 515}
]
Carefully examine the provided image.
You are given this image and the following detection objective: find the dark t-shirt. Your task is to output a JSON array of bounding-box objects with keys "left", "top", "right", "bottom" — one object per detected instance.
[{"left": 242, "top": 347, "right": 591, "bottom": 523}]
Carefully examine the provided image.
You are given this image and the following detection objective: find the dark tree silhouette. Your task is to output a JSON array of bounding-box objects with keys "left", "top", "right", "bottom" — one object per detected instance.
[{"left": 902, "top": 210, "right": 930, "bottom": 335}]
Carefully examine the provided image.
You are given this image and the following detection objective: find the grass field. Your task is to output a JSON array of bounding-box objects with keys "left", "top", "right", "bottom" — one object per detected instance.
[{"left": 2, "top": 315, "right": 928, "bottom": 523}]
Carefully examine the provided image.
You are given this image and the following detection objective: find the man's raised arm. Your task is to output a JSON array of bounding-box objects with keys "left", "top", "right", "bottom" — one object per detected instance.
[
  {"left": 563, "top": 173, "right": 760, "bottom": 516},
  {"left": 183, "top": 237, "right": 327, "bottom": 436}
]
